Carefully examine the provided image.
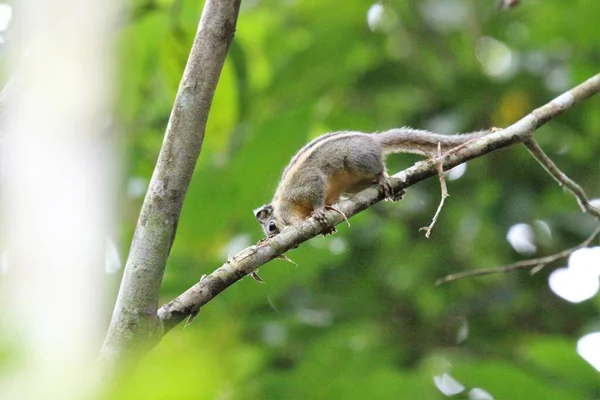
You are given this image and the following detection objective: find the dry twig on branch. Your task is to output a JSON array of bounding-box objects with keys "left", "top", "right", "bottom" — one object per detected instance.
[
  {"left": 523, "top": 139, "right": 600, "bottom": 217},
  {"left": 436, "top": 226, "right": 600, "bottom": 285},
  {"left": 420, "top": 143, "right": 450, "bottom": 238}
]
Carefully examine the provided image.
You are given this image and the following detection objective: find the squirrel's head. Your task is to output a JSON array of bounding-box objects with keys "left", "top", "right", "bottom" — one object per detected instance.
[{"left": 254, "top": 204, "right": 281, "bottom": 236}]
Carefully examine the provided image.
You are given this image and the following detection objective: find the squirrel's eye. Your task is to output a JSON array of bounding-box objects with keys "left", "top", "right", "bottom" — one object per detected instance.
[{"left": 268, "top": 221, "right": 277, "bottom": 233}]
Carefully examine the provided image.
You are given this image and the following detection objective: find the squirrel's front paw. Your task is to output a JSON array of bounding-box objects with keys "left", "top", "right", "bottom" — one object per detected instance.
[
  {"left": 321, "top": 226, "right": 337, "bottom": 236},
  {"left": 312, "top": 207, "right": 327, "bottom": 225},
  {"left": 389, "top": 188, "right": 406, "bottom": 202},
  {"left": 312, "top": 208, "right": 337, "bottom": 236}
]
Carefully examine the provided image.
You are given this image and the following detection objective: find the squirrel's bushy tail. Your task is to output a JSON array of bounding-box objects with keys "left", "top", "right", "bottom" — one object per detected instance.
[{"left": 376, "top": 128, "right": 490, "bottom": 156}]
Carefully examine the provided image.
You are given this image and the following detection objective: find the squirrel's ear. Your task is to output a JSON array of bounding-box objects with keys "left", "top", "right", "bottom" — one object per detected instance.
[{"left": 254, "top": 204, "right": 273, "bottom": 223}]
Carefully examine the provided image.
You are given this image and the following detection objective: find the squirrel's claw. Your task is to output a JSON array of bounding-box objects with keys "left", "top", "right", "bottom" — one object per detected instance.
[
  {"left": 377, "top": 174, "right": 405, "bottom": 202},
  {"left": 312, "top": 207, "right": 338, "bottom": 236},
  {"left": 389, "top": 188, "right": 406, "bottom": 202}
]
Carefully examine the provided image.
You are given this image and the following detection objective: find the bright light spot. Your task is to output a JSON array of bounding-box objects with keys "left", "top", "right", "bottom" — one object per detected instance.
[
  {"left": 433, "top": 373, "right": 465, "bottom": 396},
  {"left": 398, "top": 188, "right": 429, "bottom": 214},
  {"left": 261, "top": 322, "right": 287, "bottom": 347},
  {"left": 105, "top": 237, "right": 121, "bottom": 274},
  {"left": 221, "top": 234, "right": 251, "bottom": 259},
  {"left": 568, "top": 247, "right": 600, "bottom": 277},
  {"left": 127, "top": 177, "right": 148, "bottom": 199},
  {"left": 549, "top": 267, "right": 599, "bottom": 303},
  {"left": 524, "top": 51, "right": 549, "bottom": 75},
  {"left": 329, "top": 237, "right": 347, "bottom": 255},
  {"left": 447, "top": 163, "right": 467, "bottom": 181},
  {"left": 456, "top": 317, "right": 469, "bottom": 344},
  {"left": 506, "top": 223, "right": 536, "bottom": 255},
  {"left": 533, "top": 220, "right": 553, "bottom": 247},
  {"left": 533, "top": 220, "right": 552, "bottom": 241},
  {"left": 469, "top": 387, "right": 495, "bottom": 400},
  {"left": 577, "top": 332, "right": 600, "bottom": 372},
  {"left": 426, "top": 112, "right": 461, "bottom": 134},
  {"left": 0, "top": 4, "right": 12, "bottom": 32},
  {"left": 548, "top": 246, "right": 600, "bottom": 303},
  {"left": 589, "top": 198, "right": 600, "bottom": 209},
  {"left": 419, "top": 0, "right": 468, "bottom": 32},
  {"left": 367, "top": 2, "right": 396, "bottom": 32},
  {"left": 476, "top": 37, "right": 515, "bottom": 78},
  {"left": 367, "top": 3, "right": 385, "bottom": 31},
  {"left": 544, "top": 66, "right": 571, "bottom": 93},
  {"left": 297, "top": 308, "right": 332, "bottom": 327}
]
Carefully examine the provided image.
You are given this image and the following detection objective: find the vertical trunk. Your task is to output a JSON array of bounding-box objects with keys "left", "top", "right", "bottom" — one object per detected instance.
[{"left": 99, "top": 0, "right": 242, "bottom": 370}]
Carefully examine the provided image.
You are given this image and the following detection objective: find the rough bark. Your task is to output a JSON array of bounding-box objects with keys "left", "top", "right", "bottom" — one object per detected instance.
[{"left": 99, "top": 0, "right": 242, "bottom": 367}]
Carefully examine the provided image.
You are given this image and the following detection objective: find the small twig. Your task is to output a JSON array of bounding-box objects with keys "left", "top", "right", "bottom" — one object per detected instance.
[
  {"left": 325, "top": 205, "right": 351, "bottom": 227},
  {"left": 184, "top": 275, "right": 206, "bottom": 327},
  {"left": 436, "top": 225, "right": 600, "bottom": 285},
  {"left": 420, "top": 143, "right": 449, "bottom": 238},
  {"left": 523, "top": 139, "right": 600, "bottom": 218},
  {"left": 278, "top": 254, "right": 298, "bottom": 266},
  {"left": 250, "top": 271, "right": 265, "bottom": 283}
]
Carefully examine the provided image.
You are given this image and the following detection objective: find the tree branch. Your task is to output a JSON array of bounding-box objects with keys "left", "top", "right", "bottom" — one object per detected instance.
[
  {"left": 100, "top": 0, "right": 242, "bottom": 365},
  {"left": 158, "top": 73, "right": 600, "bottom": 333},
  {"left": 523, "top": 139, "right": 600, "bottom": 218},
  {"left": 435, "top": 225, "right": 600, "bottom": 285}
]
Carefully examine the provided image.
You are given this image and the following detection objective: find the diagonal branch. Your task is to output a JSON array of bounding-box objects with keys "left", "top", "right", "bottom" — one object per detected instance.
[
  {"left": 158, "top": 73, "right": 600, "bottom": 333},
  {"left": 523, "top": 139, "right": 600, "bottom": 218}
]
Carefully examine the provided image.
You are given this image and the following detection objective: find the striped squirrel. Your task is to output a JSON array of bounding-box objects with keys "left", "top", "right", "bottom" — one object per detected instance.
[{"left": 254, "top": 128, "right": 491, "bottom": 237}]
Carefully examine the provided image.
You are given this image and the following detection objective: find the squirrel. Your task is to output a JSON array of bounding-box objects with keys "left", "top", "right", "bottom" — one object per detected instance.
[{"left": 254, "top": 128, "right": 491, "bottom": 237}]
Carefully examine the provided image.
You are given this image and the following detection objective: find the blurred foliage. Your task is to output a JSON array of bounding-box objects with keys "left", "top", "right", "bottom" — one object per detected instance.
[{"left": 109, "top": 0, "right": 600, "bottom": 398}]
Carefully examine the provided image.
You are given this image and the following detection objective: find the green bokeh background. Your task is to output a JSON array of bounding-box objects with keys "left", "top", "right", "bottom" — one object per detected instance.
[{"left": 110, "top": 0, "right": 600, "bottom": 398}]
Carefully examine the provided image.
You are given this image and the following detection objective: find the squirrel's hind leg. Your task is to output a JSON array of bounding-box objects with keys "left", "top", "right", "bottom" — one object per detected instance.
[{"left": 376, "top": 173, "right": 406, "bottom": 202}]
